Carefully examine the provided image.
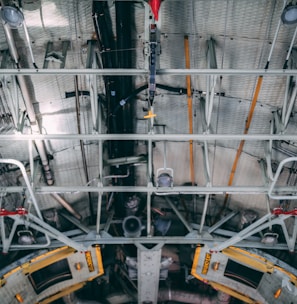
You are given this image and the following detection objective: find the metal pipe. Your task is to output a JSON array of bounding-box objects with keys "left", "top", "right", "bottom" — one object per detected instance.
[
  {"left": 22, "top": 20, "right": 37, "bottom": 68},
  {"left": 266, "top": 0, "right": 287, "bottom": 67},
  {"left": 6, "top": 68, "right": 297, "bottom": 76},
  {"left": 199, "top": 194, "right": 210, "bottom": 234},
  {"left": 147, "top": 139, "right": 153, "bottom": 236},
  {"left": 29, "top": 234, "right": 296, "bottom": 250},
  {"left": 7, "top": 132, "right": 297, "bottom": 141},
  {"left": 74, "top": 75, "right": 94, "bottom": 220},
  {"left": 283, "top": 23, "right": 297, "bottom": 69},
  {"left": 3, "top": 184, "right": 297, "bottom": 195},
  {"left": 2, "top": 25, "right": 19, "bottom": 64},
  {"left": 96, "top": 192, "right": 103, "bottom": 234},
  {"left": 184, "top": 35, "right": 195, "bottom": 185},
  {"left": 2, "top": 25, "right": 54, "bottom": 185},
  {"left": 51, "top": 193, "right": 82, "bottom": 220}
]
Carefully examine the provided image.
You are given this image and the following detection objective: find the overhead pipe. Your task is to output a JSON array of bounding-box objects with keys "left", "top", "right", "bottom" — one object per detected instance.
[
  {"left": 2, "top": 19, "right": 82, "bottom": 220},
  {"left": 2, "top": 24, "right": 54, "bottom": 186},
  {"left": 184, "top": 35, "right": 195, "bottom": 185}
]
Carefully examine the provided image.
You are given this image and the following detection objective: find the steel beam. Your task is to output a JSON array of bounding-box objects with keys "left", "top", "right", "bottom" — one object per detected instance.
[{"left": 6, "top": 235, "right": 296, "bottom": 251}]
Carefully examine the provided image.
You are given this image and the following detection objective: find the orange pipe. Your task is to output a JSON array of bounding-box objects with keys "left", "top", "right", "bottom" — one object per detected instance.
[
  {"left": 223, "top": 75, "right": 264, "bottom": 206},
  {"left": 184, "top": 36, "right": 195, "bottom": 185}
]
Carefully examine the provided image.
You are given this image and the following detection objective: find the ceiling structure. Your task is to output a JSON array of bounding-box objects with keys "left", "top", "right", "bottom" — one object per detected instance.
[{"left": 0, "top": 0, "right": 297, "bottom": 303}]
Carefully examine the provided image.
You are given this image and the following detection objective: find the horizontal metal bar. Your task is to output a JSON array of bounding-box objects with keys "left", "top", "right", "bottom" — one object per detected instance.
[
  {"left": 3, "top": 133, "right": 297, "bottom": 141},
  {"left": 1, "top": 185, "right": 297, "bottom": 194},
  {"left": 6, "top": 236, "right": 294, "bottom": 250},
  {"left": 1, "top": 68, "right": 297, "bottom": 76}
]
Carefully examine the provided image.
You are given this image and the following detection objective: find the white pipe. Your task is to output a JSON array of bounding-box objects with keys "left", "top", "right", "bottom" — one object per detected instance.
[
  {"left": 4, "top": 68, "right": 297, "bottom": 76},
  {"left": 266, "top": 0, "right": 287, "bottom": 65},
  {"left": 2, "top": 24, "right": 19, "bottom": 64},
  {"left": 285, "top": 24, "right": 297, "bottom": 62}
]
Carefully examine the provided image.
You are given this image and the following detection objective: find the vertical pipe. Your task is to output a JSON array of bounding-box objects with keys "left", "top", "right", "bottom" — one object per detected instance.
[
  {"left": 184, "top": 36, "right": 195, "bottom": 185},
  {"left": 96, "top": 113, "right": 104, "bottom": 235},
  {"left": 28, "top": 139, "right": 34, "bottom": 182},
  {"left": 96, "top": 192, "right": 103, "bottom": 235},
  {"left": 147, "top": 138, "right": 153, "bottom": 236}
]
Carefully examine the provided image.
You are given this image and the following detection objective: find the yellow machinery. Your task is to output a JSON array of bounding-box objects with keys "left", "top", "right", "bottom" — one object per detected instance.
[{"left": 0, "top": 246, "right": 104, "bottom": 304}]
